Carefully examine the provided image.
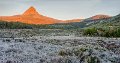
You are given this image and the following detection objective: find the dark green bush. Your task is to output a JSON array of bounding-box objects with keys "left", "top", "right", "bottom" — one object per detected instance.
[
  {"left": 83, "top": 27, "right": 120, "bottom": 37},
  {"left": 83, "top": 28, "right": 97, "bottom": 36},
  {"left": 86, "top": 56, "right": 100, "bottom": 63},
  {"left": 58, "top": 50, "right": 67, "bottom": 56}
]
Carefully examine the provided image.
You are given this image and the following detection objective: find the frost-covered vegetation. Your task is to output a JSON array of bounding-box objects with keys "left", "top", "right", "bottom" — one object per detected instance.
[{"left": 0, "top": 29, "right": 120, "bottom": 63}]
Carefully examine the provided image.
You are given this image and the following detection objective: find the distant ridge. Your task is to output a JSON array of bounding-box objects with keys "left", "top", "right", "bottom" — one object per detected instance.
[
  {"left": 63, "top": 19, "right": 83, "bottom": 23},
  {"left": 0, "top": 6, "right": 111, "bottom": 24},
  {"left": 91, "top": 14, "right": 111, "bottom": 20}
]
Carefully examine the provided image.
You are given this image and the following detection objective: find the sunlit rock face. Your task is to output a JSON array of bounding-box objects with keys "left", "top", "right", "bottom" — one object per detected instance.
[
  {"left": 0, "top": 6, "right": 61, "bottom": 24},
  {"left": 91, "top": 14, "right": 111, "bottom": 20},
  {"left": 22, "top": 6, "right": 40, "bottom": 17}
]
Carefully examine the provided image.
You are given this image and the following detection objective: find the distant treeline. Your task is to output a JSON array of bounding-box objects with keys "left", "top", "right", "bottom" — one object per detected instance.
[
  {"left": 0, "top": 20, "right": 76, "bottom": 29},
  {"left": 0, "top": 21, "right": 33, "bottom": 29}
]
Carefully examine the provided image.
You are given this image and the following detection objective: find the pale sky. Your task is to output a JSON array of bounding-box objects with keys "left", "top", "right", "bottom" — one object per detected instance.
[{"left": 0, "top": 0, "right": 120, "bottom": 20}]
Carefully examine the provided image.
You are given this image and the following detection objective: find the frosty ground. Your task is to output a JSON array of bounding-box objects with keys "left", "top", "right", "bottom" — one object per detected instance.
[{"left": 0, "top": 29, "right": 120, "bottom": 63}]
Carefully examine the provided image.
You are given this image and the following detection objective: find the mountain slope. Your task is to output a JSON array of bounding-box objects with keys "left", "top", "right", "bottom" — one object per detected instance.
[
  {"left": 87, "top": 14, "right": 120, "bottom": 28},
  {"left": 47, "top": 14, "right": 112, "bottom": 29},
  {"left": 63, "top": 15, "right": 111, "bottom": 28},
  {"left": 0, "top": 6, "right": 61, "bottom": 24}
]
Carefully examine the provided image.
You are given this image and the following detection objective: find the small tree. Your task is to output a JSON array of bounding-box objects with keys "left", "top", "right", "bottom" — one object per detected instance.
[{"left": 83, "top": 28, "right": 97, "bottom": 36}]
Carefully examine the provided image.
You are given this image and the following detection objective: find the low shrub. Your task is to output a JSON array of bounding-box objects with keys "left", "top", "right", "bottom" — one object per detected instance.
[{"left": 83, "top": 27, "right": 120, "bottom": 37}]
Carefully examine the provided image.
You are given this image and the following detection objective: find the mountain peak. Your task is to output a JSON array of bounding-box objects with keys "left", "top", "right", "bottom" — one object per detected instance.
[{"left": 22, "top": 6, "right": 40, "bottom": 16}]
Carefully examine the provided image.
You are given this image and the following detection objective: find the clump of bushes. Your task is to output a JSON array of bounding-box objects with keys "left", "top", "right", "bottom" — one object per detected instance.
[
  {"left": 83, "top": 27, "right": 120, "bottom": 37},
  {"left": 58, "top": 47, "right": 89, "bottom": 56},
  {"left": 58, "top": 50, "right": 67, "bottom": 56},
  {"left": 58, "top": 45, "right": 102, "bottom": 63},
  {"left": 58, "top": 45, "right": 120, "bottom": 63},
  {"left": 86, "top": 56, "right": 100, "bottom": 63},
  {"left": 83, "top": 28, "right": 97, "bottom": 36}
]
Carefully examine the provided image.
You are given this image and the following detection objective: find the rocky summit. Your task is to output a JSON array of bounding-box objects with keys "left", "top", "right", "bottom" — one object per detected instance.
[{"left": 0, "top": 6, "right": 61, "bottom": 24}]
